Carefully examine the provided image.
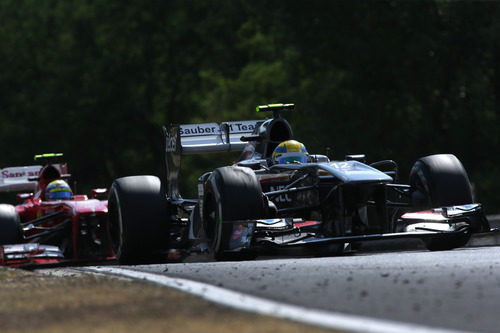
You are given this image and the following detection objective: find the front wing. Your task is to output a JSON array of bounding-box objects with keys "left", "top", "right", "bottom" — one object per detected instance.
[
  {"left": 0, "top": 242, "right": 115, "bottom": 268},
  {"left": 223, "top": 204, "right": 492, "bottom": 253},
  {"left": 0, "top": 243, "right": 65, "bottom": 268}
]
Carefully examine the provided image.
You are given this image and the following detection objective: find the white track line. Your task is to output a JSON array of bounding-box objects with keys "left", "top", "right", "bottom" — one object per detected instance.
[{"left": 84, "top": 266, "right": 468, "bottom": 333}]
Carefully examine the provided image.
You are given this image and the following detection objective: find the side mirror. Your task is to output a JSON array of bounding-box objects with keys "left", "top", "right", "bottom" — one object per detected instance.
[
  {"left": 345, "top": 154, "right": 367, "bottom": 163},
  {"left": 91, "top": 188, "right": 108, "bottom": 199},
  {"left": 16, "top": 193, "right": 33, "bottom": 202},
  {"left": 309, "top": 154, "right": 330, "bottom": 163}
]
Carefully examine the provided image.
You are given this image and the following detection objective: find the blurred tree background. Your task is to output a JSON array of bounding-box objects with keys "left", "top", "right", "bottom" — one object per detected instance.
[{"left": 0, "top": 0, "right": 499, "bottom": 211}]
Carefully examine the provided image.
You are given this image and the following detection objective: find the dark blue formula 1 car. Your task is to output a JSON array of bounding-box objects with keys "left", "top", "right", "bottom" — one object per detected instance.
[{"left": 108, "top": 104, "right": 493, "bottom": 263}]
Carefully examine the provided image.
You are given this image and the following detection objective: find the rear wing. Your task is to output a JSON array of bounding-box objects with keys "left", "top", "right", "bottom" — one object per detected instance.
[
  {"left": 170, "top": 120, "right": 262, "bottom": 155},
  {"left": 163, "top": 120, "right": 261, "bottom": 199},
  {"left": 0, "top": 164, "right": 67, "bottom": 193}
]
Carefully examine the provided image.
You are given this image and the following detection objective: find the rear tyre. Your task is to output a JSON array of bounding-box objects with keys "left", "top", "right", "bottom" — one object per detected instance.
[
  {"left": 203, "top": 166, "right": 264, "bottom": 261},
  {"left": 409, "top": 154, "right": 473, "bottom": 250},
  {"left": 108, "top": 176, "right": 169, "bottom": 264},
  {"left": 0, "top": 204, "right": 21, "bottom": 245}
]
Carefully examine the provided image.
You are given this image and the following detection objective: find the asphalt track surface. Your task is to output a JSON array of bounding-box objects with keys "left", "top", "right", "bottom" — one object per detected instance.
[{"left": 90, "top": 244, "right": 500, "bottom": 333}]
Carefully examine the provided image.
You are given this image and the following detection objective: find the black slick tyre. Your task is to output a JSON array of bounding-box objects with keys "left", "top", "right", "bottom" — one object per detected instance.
[
  {"left": 203, "top": 166, "right": 264, "bottom": 261},
  {"left": 0, "top": 204, "right": 21, "bottom": 245},
  {"left": 108, "top": 175, "right": 169, "bottom": 264},
  {"left": 423, "top": 232, "right": 471, "bottom": 251},
  {"left": 409, "top": 154, "right": 473, "bottom": 251},
  {"left": 409, "top": 154, "right": 473, "bottom": 209}
]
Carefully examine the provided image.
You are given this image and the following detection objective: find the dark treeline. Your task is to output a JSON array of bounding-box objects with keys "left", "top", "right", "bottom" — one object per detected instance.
[{"left": 1, "top": 1, "right": 499, "bottom": 211}]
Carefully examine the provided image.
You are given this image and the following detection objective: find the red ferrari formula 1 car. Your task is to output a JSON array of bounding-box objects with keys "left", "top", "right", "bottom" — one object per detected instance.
[{"left": 0, "top": 153, "right": 113, "bottom": 267}]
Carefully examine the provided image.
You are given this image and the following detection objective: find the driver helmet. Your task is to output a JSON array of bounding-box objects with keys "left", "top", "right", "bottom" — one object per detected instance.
[
  {"left": 272, "top": 140, "right": 309, "bottom": 164},
  {"left": 45, "top": 180, "right": 73, "bottom": 200}
]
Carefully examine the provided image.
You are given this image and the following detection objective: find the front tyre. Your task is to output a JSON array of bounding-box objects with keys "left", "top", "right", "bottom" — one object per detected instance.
[
  {"left": 108, "top": 175, "right": 169, "bottom": 264},
  {"left": 409, "top": 154, "right": 473, "bottom": 250},
  {"left": 424, "top": 232, "right": 471, "bottom": 251},
  {"left": 409, "top": 154, "right": 473, "bottom": 209}
]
